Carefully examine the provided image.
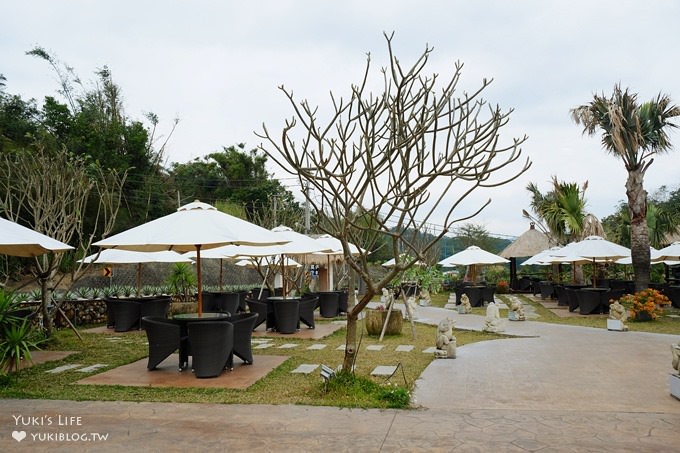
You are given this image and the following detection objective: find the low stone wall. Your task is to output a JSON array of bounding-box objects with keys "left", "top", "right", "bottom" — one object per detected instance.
[{"left": 18, "top": 298, "right": 198, "bottom": 328}]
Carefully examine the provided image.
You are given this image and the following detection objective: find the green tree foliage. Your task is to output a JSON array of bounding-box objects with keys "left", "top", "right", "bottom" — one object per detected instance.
[
  {"left": 526, "top": 177, "right": 588, "bottom": 244},
  {"left": 170, "top": 144, "right": 299, "bottom": 222},
  {"left": 603, "top": 201, "right": 679, "bottom": 248},
  {"left": 23, "top": 48, "right": 176, "bottom": 231}
]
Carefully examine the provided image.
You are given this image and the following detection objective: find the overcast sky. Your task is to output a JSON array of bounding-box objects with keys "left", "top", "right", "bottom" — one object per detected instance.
[{"left": 3, "top": 1, "right": 679, "bottom": 238}]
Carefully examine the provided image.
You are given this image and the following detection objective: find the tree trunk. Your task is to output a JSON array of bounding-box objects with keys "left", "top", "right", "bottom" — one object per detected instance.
[
  {"left": 342, "top": 290, "right": 373, "bottom": 372},
  {"left": 626, "top": 168, "right": 650, "bottom": 292},
  {"left": 40, "top": 277, "right": 54, "bottom": 337}
]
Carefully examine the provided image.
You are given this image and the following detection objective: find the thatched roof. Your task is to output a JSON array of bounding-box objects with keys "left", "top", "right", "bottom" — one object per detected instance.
[{"left": 500, "top": 223, "right": 552, "bottom": 258}]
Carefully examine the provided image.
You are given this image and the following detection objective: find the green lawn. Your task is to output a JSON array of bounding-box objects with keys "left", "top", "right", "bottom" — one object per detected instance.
[{"left": 0, "top": 317, "right": 506, "bottom": 408}]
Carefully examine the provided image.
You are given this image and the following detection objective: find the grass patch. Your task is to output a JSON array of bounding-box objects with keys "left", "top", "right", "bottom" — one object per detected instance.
[{"left": 0, "top": 318, "right": 507, "bottom": 408}]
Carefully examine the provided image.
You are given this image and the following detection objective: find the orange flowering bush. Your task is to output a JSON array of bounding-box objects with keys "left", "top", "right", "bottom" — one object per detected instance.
[
  {"left": 619, "top": 288, "right": 671, "bottom": 321},
  {"left": 496, "top": 280, "right": 510, "bottom": 294}
]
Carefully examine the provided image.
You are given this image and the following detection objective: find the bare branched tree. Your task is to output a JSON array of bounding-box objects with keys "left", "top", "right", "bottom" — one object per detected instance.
[
  {"left": 257, "top": 33, "right": 531, "bottom": 370},
  {"left": 0, "top": 147, "right": 126, "bottom": 337}
]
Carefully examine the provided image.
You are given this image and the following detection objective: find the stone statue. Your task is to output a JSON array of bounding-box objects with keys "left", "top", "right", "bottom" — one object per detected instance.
[
  {"left": 405, "top": 296, "right": 419, "bottom": 321},
  {"left": 419, "top": 288, "right": 432, "bottom": 306},
  {"left": 671, "top": 343, "right": 680, "bottom": 375},
  {"left": 380, "top": 288, "right": 393, "bottom": 306},
  {"left": 608, "top": 300, "right": 629, "bottom": 331},
  {"left": 509, "top": 299, "right": 526, "bottom": 321},
  {"left": 435, "top": 317, "right": 456, "bottom": 359},
  {"left": 483, "top": 301, "right": 503, "bottom": 333},
  {"left": 460, "top": 294, "right": 472, "bottom": 314}
]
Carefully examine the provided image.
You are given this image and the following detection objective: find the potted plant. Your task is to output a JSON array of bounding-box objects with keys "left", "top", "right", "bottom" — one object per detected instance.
[
  {"left": 365, "top": 304, "right": 403, "bottom": 335},
  {"left": 619, "top": 288, "right": 671, "bottom": 321}
]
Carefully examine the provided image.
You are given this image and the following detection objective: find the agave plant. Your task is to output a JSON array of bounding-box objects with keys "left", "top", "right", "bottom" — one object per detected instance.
[
  {"left": 90, "top": 287, "right": 103, "bottom": 300},
  {"left": 75, "top": 287, "right": 92, "bottom": 299},
  {"left": 30, "top": 289, "right": 42, "bottom": 302}
]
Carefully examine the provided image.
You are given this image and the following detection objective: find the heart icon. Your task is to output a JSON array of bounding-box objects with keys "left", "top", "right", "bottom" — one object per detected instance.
[{"left": 12, "top": 430, "right": 27, "bottom": 442}]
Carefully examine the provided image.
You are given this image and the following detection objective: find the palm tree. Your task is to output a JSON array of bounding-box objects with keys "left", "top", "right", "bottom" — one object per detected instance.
[
  {"left": 525, "top": 177, "right": 599, "bottom": 283},
  {"left": 571, "top": 85, "right": 680, "bottom": 291},
  {"left": 525, "top": 176, "right": 589, "bottom": 244}
]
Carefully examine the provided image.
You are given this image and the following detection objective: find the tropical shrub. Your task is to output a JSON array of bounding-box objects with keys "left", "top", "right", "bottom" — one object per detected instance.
[{"left": 619, "top": 288, "right": 671, "bottom": 321}]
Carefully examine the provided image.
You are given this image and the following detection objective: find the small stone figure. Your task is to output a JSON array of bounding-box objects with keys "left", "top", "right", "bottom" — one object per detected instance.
[
  {"left": 380, "top": 288, "right": 393, "bottom": 306},
  {"left": 405, "top": 296, "right": 418, "bottom": 321},
  {"left": 460, "top": 294, "right": 472, "bottom": 314},
  {"left": 483, "top": 301, "right": 503, "bottom": 333},
  {"left": 671, "top": 343, "right": 680, "bottom": 375},
  {"left": 509, "top": 299, "right": 526, "bottom": 321},
  {"left": 419, "top": 288, "right": 432, "bottom": 306},
  {"left": 435, "top": 318, "right": 456, "bottom": 359},
  {"left": 608, "top": 300, "right": 629, "bottom": 331}
]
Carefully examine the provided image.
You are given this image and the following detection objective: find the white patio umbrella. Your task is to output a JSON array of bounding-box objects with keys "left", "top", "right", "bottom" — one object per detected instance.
[
  {"left": 184, "top": 225, "right": 330, "bottom": 296},
  {"left": 615, "top": 247, "right": 664, "bottom": 265},
  {"left": 438, "top": 246, "right": 509, "bottom": 283},
  {"left": 554, "top": 236, "right": 630, "bottom": 287},
  {"left": 79, "top": 249, "right": 191, "bottom": 296},
  {"left": 656, "top": 241, "right": 680, "bottom": 261},
  {"left": 93, "top": 200, "right": 289, "bottom": 315},
  {"left": 0, "top": 216, "right": 74, "bottom": 257},
  {"left": 521, "top": 246, "right": 565, "bottom": 266}
]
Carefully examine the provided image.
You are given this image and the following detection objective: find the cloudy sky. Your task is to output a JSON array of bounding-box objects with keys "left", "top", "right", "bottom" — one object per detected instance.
[{"left": 3, "top": 1, "right": 679, "bottom": 238}]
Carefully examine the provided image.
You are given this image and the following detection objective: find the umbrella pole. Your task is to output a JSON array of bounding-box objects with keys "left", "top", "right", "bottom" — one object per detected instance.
[
  {"left": 196, "top": 245, "right": 203, "bottom": 316},
  {"left": 136, "top": 263, "right": 142, "bottom": 297},
  {"left": 219, "top": 258, "right": 223, "bottom": 291}
]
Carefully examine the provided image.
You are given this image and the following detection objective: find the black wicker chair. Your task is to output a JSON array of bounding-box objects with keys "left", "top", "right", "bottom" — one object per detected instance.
[
  {"left": 335, "top": 291, "right": 349, "bottom": 314},
  {"left": 273, "top": 299, "right": 300, "bottom": 334},
  {"left": 664, "top": 285, "right": 680, "bottom": 309},
  {"left": 566, "top": 288, "right": 580, "bottom": 312},
  {"left": 250, "top": 287, "right": 271, "bottom": 300},
  {"left": 141, "top": 316, "right": 183, "bottom": 370},
  {"left": 112, "top": 299, "right": 142, "bottom": 332},
  {"left": 225, "top": 312, "right": 258, "bottom": 367},
  {"left": 216, "top": 292, "right": 240, "bottom": 314},
  {"left": 187, "top": 321, "right": 233, "bottom": 378},
  {"left": 140, "top": 296, "right": 171, "bottom": 320},
  {"left": 246, "top": 298, "right": 267, "bottom": 330},
  {"left": 299, "top": 296, "right": 318, "bottom": 329},
  {"left": 554, "top": 285, "right": 569, "bottom": 307},
  {"left": 318, "top": 292, "right": 339, "bottom": 318},
  {"left": 577, "top": 290, "right": 603, "bottom": 315},
  {"left": 481, "top": 285, "right": 497, "bottom": 304},
  {"left": 539, "top": 281, "right": 554, "bottom": 299},
  {"left": 104, "top": 298, "right": 116, "bottom": 328}
]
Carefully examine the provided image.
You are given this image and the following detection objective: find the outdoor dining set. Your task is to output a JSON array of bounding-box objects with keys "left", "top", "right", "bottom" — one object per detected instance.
[{"left": 104, "top": 288, "right": 349, "bottom": 378}]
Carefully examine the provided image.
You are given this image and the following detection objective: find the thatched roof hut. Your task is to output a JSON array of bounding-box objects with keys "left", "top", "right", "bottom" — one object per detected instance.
[{"left": 500, "top": 223, "right": 552, "bottom": 258}]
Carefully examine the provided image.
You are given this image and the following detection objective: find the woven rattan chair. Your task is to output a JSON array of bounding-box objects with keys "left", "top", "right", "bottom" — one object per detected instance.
[
  {"left": 141, "top": 316, "right": 183, "bottom": 370},
  {"left": 245, "top": 298, "right": 267, "bottom": 330},
  {"left": 187, "top": 321, "right": 233, "bottom": 378},
  {"left": 299, "top": 296, "right": 318, "bottom": 329},
  {"left": 318, "top": 292, "right": 339, "bottom": 318},
  {"left": 273, "top": 299, "right": 300, "bottom": 334},
  {"left": 111, "top": 299, "right": 142, "bottom": 332},
  {"left": 225, "top": 312, "right": 258, "bottom": 367}
]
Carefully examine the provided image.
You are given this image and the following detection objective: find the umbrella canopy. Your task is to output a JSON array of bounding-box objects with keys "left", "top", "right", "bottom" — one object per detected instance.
[
  {"left": 656, "top": 241, "right": 680, "bottom": 261},
  {"left": 615, "top": 247, "right": 664, "bottom": 265},
  {"left": 439, "top": 246, "right": 509, "bottom": 267},
  {"left": 0, "top": 216, "right": 74, "bottom": 257},
  {"left": 93, "top": 200, "right": 289, "bottom": 315},
  {"left": 80, "top": 249, "right": 191, "bottom": 264},
  {"left": 499, "top": 223, "right": 552, "bottom": 258},
  {"left": 554, "top": 236, "right": 630, "bottom": 261},
  {"left": 521, "top": 246, "right": 565, "bottom": 266},
  {"left": 439, "top": 246, "right": 509, "bottom": 284}
]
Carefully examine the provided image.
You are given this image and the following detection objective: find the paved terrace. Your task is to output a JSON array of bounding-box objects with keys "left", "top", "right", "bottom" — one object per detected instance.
[{"left": 2, "top": 300, "right": 679, "bottom": 451}]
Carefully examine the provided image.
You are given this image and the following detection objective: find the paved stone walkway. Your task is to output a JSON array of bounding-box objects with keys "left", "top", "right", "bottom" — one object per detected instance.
[{"left": 2, "top": 302, "right": 679, "bottom": 451}]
